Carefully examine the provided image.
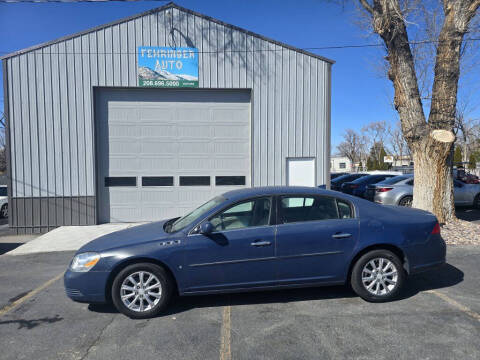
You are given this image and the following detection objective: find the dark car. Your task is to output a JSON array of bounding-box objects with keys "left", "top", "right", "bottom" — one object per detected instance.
[
  {"left": 341, "top": 174, "right": 398, "bottom": 198},
  {"left": 331, "top": 173, "right": 369, "bottom": 191},
  {"left": 64, "top": 186, "right": 446, "bottom": 319},
  {"left": 331, "top": 172, "right": 347, "bottom": 180}
]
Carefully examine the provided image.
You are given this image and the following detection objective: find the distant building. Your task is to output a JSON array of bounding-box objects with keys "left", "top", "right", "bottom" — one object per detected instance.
[
  {"left": 331, "top": 156, "right": 353, "bottom": 173},
  {"left": 384, "top": 155, "right": 413, "bottom": 168}
]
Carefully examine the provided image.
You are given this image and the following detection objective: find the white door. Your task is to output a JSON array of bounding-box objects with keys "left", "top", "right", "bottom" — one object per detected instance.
[
  {"left": 287, "top": 158, "right": 316, "bottom": 187},
  {"left": 96, "top": 89, "right": 251, "bottom": 223}
]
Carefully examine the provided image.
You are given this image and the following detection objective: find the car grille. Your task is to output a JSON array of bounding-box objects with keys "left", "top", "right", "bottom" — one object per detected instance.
[{"left": 65, "top": 288, "right": 83, "bottom": 297}]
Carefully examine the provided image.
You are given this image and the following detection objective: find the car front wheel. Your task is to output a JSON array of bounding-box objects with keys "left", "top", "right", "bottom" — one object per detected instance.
[
  {"left": 351, "top": 249, "right": 405, "bottom": 302},
  {"left": 111, "top": 263, "right": 173, "bottom": 319}
]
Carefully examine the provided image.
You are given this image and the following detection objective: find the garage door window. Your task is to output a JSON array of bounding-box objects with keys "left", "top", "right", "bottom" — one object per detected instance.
[
  {"left": 215, "top": 176, "right": 246, "bottom": 186},
  {"left": 142, "top": 177, "right": 174, "bottom": 186},
  {"left": 105, "top": 177, "right": 137, "bottom": 187},
  {"left": 180, "top": 176, "right": 211, "bottom": 186}
]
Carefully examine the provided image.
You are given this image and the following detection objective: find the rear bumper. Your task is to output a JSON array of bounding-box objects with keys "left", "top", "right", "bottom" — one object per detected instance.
[
  {"left": 403, "top": 235, "right": 447, "bottom": 275},
  {"left": 64, "top": 269, "right": 110, "bottom": 303}
]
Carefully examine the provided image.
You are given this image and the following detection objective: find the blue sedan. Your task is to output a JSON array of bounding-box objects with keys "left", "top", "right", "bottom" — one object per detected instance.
[{"left": 64, "top": 187, "right": 446, "bottom": 319}]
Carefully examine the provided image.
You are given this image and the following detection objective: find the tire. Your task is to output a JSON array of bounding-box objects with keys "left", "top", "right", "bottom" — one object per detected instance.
[
  {"left": 398, "top": 196, "right": 413, "bottom": 207},
  {"left": 0, "top": 204, "right": 8, "bottom": 219},
  {"left": 351, "top": 249, "right": 405, "bottom": 302},
  {"left": 474, "top": 194, "right": 480, "bottom": 210},
  {"left": 111, "top": 263, "right": 173, "bottom": 319}
]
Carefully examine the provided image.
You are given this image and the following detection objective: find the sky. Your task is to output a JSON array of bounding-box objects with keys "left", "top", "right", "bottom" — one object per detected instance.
[{"left": 1, "top": 0, "right": 477, "bottom": 150}]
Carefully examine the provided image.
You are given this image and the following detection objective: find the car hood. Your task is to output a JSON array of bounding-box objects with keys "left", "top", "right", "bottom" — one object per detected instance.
[{"left": 78, "top": 219, "right": 174, "bottom": 253}]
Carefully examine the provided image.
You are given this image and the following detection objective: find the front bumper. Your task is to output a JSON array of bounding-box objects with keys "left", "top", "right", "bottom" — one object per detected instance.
[{"left": 64, "top": 269, "right": 110, "bottom": 303}]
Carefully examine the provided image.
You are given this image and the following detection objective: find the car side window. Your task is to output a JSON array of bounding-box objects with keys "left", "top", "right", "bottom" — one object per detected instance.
[
  {"left": 279, "top": 196, "right": 339, "bottom": 224},
  {"left": 406, "top": 179, "right": 414, "bottom": 186},
  {"left": 337, "top": 199, "right": 353, "bottom": 219},
  {"left": 209, "top": 197, "right": 271, "bottom": 232}
]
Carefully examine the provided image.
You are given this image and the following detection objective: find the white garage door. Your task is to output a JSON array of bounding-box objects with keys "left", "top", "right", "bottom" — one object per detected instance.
[{"left": 95, "top": 89, "right": 251, "bottom": 223}]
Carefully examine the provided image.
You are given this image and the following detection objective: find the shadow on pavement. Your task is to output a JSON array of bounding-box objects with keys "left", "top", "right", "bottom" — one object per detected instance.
[
  {"left": 456, "top": 207, "right": 480, "bottom": 222},
  {"left": 0, "top": 315, "right": 63, "bottom": 330},
  {"left": 88, "top": 263, "right": 464, "bottom": 318},
  {"left": 0, "top": 243, "right": 24, "bottom": 255}
]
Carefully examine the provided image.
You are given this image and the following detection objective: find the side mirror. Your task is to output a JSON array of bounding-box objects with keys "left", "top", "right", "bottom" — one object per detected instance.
[{"left": 199, "top": 221, "right": 213, "bottom": 235}]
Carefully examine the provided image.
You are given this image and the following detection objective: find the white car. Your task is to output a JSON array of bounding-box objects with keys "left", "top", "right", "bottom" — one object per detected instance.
[{"left": 0, "top": 185, "right": 8, "bottom": 218}]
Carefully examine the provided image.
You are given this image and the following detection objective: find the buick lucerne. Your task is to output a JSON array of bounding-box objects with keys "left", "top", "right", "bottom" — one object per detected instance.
[{"left": 64, "top": 187, "right": 446, "bottom": 319}]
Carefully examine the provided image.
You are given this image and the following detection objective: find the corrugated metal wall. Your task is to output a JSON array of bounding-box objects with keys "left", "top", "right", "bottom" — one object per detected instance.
[{"left": 2, "top": 3, "right": 332, "bottom": 233}]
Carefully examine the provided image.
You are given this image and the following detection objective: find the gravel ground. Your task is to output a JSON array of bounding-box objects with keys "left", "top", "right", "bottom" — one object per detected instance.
[{"left": 441, "top": 219, "right": 480, "bottom": 245}]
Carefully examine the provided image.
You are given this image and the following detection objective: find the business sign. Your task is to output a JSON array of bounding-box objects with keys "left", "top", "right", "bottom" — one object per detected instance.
[
  {"left": 138, "top": 46, "right": 199, "bottom": 88},
  {"left": 384, "top": 155, "right": 394, "bottom": 163}
]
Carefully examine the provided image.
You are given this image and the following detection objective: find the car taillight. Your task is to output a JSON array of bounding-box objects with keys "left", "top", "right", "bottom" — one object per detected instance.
[
  {"left": 431, "top": 222, "right": 441, "bottom": 235},
  {"left": 376, "top": 187, "right": 393, "bottom": 192},
  {"left": 350, "top": 184, "right": 359, "bottom": 189}
]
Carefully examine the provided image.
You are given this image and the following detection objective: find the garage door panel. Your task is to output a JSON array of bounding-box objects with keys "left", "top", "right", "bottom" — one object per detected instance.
[
  {"left": 140, "top": 157, "right": 178, "bottom": 172},
  {"left": 97, "top": 89, "right": 250, "bottom": 223},
  {"left": 109, "top": 157, "right": 141, "bottom": 172},
  {"left": 140, "top": 124, "right": 177, "bottom": 138},
  {"left": 178, "top": 158, "right": 214, "bottom": 170},
  {"left": 177, "top": 125, "right": 212, "bottom": 138},
  {"left": 214, "top": 142, "right": 249, "bottom": 154},
  {"left": 213, "top": 125, "right": 249, "bottom": 138}
]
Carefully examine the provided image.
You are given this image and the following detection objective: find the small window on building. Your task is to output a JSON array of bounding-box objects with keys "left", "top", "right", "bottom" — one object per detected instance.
[
  {"left": 215, "top": 176, "right": 246, "bottom": 186},
  {"left": 142, "top": 177, "right": 174, "bottom": 187},
  {"left": 339, "top": 162, "right": 346, "bottom": 169},
  {"left": 105, "top": 177, "right": 137, "bottom": 187},
  {"left": 180, "top": 176, "right": 211, "bottom": 186}
]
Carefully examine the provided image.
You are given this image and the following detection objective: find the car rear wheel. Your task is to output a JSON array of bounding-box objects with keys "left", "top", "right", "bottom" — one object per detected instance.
[
  {"left": 474, "top": 194, "right": 480, "bottom": 209},
  {"left": 398, "top": 196, "right": 413, "bottom": 207},
  {"left": 112, "top": 263, "right": 173, "bottom": 319},
  {"left": 351, "top": 249, "right": 405, "bottom": 302},
  {"left": 0, "top": 204, "right": 7, "bottom": 218}
]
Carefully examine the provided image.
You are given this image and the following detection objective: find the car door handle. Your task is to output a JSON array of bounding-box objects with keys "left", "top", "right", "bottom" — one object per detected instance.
[
  {"left": 250, "top": 240, "right": 271, "bottom": 247},
  {"left": 332, "top": 233, "right": 352, "bottom": 239}
]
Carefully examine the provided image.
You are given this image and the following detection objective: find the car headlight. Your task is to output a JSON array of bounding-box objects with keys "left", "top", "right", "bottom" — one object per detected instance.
[{"left": 70, "top": 252, "right": 101, "bottom": 272}]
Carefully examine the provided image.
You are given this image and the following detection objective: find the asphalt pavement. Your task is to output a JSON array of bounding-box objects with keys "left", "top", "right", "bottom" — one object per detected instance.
[{"left": 0, "top": 246, "right": 478, "bottom": 360}]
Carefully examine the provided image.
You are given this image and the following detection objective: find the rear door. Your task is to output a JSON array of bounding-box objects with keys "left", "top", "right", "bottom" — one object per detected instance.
[
  {"left": 184, "top": 196, "right": 276, "bottom": 292},
  {"left": 275, "top": 195, "right": 359, "bottom": 284}
]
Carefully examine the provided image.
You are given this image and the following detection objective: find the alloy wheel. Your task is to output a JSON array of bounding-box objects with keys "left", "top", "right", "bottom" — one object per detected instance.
[
  {"left": 361, "top": 258, "right": 398, "bottom": 296},
  {"left": 1, "top": 204, "right": 7, "bottom": 218},
  {"left": 120, "top": 271, "right": 162, "bottom": 312}
]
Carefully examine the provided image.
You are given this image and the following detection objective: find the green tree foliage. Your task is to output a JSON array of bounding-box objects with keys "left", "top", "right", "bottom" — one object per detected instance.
[
  {"left": 367, "top": 142, "right": 390, "bottom": 170},
  {"left": 468, "top": 154, "right": 477, "bottom": 169},
  {"left": 453, "top": 146, "right": 462, "bottom": 164}
]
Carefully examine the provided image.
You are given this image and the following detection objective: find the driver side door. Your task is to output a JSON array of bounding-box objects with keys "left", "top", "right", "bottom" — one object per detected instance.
[{"left": 183, "top": 196, "right": 277, "bottom": 293}]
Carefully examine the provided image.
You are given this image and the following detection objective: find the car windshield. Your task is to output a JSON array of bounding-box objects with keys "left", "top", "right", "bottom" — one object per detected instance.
[
  {"left": 167, "top": 196, "right": 225, "bottom": 233},
  {"left": 379, "top": 175, "right": 410, "bottom": 185}
]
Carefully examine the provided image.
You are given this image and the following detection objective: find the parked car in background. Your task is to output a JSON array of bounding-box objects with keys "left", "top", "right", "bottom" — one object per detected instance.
[
  {"left": 369, "top": 177, "right": 480, "bottom": 208},
  {"left": 341, "top": 174, "right": 398, "bottom": 198},
  {"left": 331, "top": 173, "right": 369, "bottom": 191},
  {"left": 0, "top": 185, "right": 8, "bottom": 218},
  {"left": 331, "top": 172, "right": 347, "bottom": 180},
  {"left": 64, "top": 186, "right": 446, "bottom": 319}
]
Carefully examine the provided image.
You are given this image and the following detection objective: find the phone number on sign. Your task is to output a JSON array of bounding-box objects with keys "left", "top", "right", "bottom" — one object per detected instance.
[{"left": 142, "top": 80, "right": 180, "bottom": 87}]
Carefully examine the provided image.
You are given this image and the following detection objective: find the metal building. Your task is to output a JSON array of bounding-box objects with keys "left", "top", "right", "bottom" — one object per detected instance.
[{"left": 2, "top": 2, "right": 333, "bottom": 233}]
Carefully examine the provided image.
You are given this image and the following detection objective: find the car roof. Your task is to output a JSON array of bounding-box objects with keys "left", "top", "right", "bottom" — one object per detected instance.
[{"left": 221, "top": 186, "right": 339, "bottom": 201}]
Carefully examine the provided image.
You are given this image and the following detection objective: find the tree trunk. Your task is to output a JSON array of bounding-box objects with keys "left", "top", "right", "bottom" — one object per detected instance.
[{"left": 412, "top": 130, "right": 456, "bottom": 223}]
